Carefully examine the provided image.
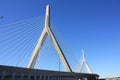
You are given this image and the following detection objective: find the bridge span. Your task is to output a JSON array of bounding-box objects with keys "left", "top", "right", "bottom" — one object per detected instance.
[{"left": 0, "top": 65, "right": 99, "bottom": 80}]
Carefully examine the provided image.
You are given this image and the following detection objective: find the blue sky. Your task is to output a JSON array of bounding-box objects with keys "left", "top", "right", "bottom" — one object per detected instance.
[{"left": 0, "top": 0, "right": 120, "bottom": 78}]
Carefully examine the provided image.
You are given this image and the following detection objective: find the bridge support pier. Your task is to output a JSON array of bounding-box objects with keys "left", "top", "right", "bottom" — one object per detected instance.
[
  {"left": 12, "top": 73, "right": 15, "bottom": 80},
  {"left": 34, "top": 74, "right": 36, "bottom": 80},
  {"left": 1, "top": 71, "right": 5, "bottom": 80},
  {"left": 21, "top": 74, "right": 24, "bottom": 80},
  {"left": 44, "top": 75, "right": 46, "bottom": 80},
  {"left": 28, "top": 74, "right": 31, "bottom": 80},
  {"left": 39, "top": 75, "right": 41, "bottom": 80}
]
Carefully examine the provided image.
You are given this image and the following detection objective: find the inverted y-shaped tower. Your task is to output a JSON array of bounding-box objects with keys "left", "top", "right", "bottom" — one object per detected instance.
[
  {"left": 28, "top": 5, "right": 72, "bottom": 72},
  {"left": 80, "top": 50, "right": 93, "bottom": 73}
]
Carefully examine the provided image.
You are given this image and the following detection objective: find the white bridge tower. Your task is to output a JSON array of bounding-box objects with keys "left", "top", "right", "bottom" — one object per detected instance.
[
  {"left": 27, "top": 5, "right": 72, "bottom": 72},
  {"left": 80, "top": 50, "right": 93, "bottom": 73}
]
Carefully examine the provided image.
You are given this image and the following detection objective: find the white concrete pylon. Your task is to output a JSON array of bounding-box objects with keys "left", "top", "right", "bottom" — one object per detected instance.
[
  {"left": 80, "top": 50, "right": 93, "bottom": 73},
  {"left": 27, "top": 5, "right": 72, "bottom": 72}
]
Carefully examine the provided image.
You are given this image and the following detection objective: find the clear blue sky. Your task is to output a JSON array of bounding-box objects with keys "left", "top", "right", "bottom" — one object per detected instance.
[{"left": 0, "top": 0, "right": 120, "bottom": 78}]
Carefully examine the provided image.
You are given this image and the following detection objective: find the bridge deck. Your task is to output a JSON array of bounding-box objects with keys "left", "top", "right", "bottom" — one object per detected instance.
[{"left": 0, "top": 65, "right": 99, "bottom": 80}]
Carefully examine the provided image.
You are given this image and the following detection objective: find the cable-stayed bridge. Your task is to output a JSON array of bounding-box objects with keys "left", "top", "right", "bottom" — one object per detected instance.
[{"left": 0, "top": 5, "right": 99, "bottom": 80}]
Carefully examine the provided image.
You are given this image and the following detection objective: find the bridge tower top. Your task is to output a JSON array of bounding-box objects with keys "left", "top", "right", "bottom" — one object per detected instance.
[{"left": 45, "top": 5, "right": 50, "bottom": 28}]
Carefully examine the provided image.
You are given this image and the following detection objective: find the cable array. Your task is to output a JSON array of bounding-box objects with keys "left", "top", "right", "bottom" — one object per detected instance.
[
  {"left": 0, "top": 16, "right": 45, "bottom": 67},
  {"left": 0, "top": 17, "right": 81, "bottom": 72},
  {"left": 50, "top": 22, "right": 81, "bottom": 72}
]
